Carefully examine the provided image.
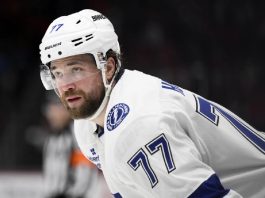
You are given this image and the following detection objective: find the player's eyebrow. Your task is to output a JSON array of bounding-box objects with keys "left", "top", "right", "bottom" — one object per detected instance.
[
  {"left": 50, "top": 61, "right": 82, "bottom": 71},
  {"left": 66, "top": 61, "right": 82, "bottom": 66}
]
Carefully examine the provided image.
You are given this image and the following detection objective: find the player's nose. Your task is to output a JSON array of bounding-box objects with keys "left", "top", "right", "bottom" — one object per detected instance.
[{"left": 61, "top": 82, "right": 76, "bottom": 92}]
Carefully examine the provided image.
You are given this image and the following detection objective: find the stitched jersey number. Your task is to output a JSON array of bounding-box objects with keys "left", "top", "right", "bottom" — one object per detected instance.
[
  {"left": 128, "top": 133, "right": 176, "bottom": 188},
  {"left": 195, "top": 95, "right": 265, "bottom": 154}
]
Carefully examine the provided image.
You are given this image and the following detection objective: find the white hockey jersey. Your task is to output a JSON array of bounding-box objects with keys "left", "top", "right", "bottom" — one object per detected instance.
[{"left": 74, "top": 69, "right": 265, "bottom": 198}]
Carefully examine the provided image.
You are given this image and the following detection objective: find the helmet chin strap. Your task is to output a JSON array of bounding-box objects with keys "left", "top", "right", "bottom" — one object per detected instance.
[{"left": 86, "top": 63, "right": 119, "bottom": 121}]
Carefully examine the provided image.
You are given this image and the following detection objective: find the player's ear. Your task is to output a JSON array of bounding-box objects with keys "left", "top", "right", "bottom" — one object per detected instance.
[{"left": 105, "top": 57, "right": 116, "bottom": 82}]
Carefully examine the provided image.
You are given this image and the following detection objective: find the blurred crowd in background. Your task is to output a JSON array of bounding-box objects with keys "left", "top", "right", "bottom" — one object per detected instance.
[{"left": 0, "top": 0, "right": 264, "bottom": 174}]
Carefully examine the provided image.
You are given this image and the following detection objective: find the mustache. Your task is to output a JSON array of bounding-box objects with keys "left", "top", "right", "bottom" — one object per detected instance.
[{"left": 63, "top": 90, "right": 85, "bottom": 98}]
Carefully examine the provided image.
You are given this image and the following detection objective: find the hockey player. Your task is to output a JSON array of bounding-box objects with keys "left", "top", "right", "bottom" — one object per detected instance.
[{"left": 39, "top": 9, "right": 265, "bottom": 198}]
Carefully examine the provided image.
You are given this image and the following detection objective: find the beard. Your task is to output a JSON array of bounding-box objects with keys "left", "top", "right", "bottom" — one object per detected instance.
[{"left": 60, "top": 86, "right": 105, "bottom": 119}]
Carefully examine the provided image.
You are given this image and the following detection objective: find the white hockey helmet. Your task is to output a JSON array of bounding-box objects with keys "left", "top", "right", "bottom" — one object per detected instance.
[{"left": 39, "top": 9, "right": 120, "bottom": 90}]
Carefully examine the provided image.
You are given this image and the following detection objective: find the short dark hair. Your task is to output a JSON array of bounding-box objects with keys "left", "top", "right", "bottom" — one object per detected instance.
[{"left": 106, "top": 49, "right": 124, "bottom": 82}]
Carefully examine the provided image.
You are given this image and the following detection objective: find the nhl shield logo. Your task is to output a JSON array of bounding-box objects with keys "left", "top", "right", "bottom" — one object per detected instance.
[{"left": 106, "top": 103, "right": 130, "bottom": 131}]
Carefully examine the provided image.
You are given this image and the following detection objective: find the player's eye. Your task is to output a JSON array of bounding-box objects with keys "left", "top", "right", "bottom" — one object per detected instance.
[
  {"left": 72, "top": 67, "right": 83, "bottom": 73},
  {"left": 71, "top": 67, "right": 86, "bottom": 77},
  {"left": 52, "top": 71, "right": 63, "bottom": 79}
]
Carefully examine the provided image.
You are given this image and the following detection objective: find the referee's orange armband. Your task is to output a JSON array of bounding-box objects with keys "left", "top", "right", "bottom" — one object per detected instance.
[{"left": 70, "top": 150, "right": 96, "bottom": 168}]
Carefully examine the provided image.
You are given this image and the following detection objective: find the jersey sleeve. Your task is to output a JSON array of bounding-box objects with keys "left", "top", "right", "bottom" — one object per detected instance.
[{"left": 108, "top": 112, "right": 243, "bottom": 198}]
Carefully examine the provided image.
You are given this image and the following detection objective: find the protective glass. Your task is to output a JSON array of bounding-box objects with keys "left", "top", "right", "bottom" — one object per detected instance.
[{"left": 40, "top": 64, "right": 100, "bottom": 91}]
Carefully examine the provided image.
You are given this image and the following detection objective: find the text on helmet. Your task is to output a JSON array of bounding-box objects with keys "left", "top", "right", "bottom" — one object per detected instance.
[{"left": 92, "top": 14, "right": 106, "bottom": 21}]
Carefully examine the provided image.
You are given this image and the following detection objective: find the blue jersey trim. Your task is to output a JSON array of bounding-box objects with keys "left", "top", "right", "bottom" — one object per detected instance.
[
  {"left": 113, "top": 192, "right": 122, "bottom": 198},
  {"left": 188, "top": 174, "right": 230, "bottom": 198},
  {"left": 161, "top": 80, "right": 185, "bottom": 96}
]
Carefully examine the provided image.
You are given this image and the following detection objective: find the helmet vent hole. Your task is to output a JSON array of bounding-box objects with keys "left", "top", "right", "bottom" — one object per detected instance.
[
  {"left": 72, "top": 38, "right": 83, "bottom": 46},
  {"left": 86, "top": 37, "right": 93, "bottom": 41},
  {"left": 72, "top": 38, "right": 82, "bottom": 42},
  {"left": 85, "top": 34, "right": 93, "bottom": 41},
  {"left": 74, "top": 42, "right": 83, "bottom": 46},
  {"left": 71, "top": 34, "right": 94, "bottom": 46},
  {"left": 76, "top": 20, "right": 81, "bottom": 24},
  {"left": 58, "top": 51, "right": 62, "bottom": 55}
]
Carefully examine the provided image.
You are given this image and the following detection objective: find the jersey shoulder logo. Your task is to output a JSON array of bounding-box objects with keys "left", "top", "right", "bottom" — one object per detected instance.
[{"left": 106, "top": 103, "right": 130, "bottom": 131}]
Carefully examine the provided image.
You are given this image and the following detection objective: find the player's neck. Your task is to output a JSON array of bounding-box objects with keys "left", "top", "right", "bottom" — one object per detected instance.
[{"left": 91, "top": 105, "right": 107, "bottom": 128}]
